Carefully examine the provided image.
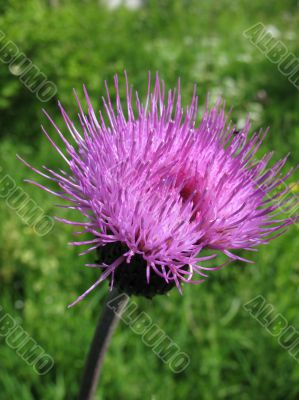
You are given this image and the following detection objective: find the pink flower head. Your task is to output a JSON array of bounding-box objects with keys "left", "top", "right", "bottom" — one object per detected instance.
[{"left": 19, "top": 73, "right": 298, "bottom": 306}]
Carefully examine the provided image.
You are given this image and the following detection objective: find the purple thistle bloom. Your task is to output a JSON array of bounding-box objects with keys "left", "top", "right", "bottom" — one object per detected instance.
[{"left": 19, "top": 73, "right": 298, "bottom": 306}]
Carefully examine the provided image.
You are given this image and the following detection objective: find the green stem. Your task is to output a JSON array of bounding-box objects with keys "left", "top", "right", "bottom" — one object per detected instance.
[{"left": 78, "top": 287, "right": 129, "bottom": 400}]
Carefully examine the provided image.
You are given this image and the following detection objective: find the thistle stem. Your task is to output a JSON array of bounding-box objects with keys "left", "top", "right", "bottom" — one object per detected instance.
[{"left": 78, "top": 287, "right": 129, "bottom": 400}]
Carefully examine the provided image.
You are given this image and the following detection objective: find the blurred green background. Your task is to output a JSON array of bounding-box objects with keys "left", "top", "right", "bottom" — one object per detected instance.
[{"left": 0, "top": 1, "right": 299, "bottom": 399}]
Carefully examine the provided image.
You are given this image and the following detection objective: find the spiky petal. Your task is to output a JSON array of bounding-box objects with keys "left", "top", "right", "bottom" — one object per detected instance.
[{"left": 19, "top": 73, "right": 298, "bottom": 305}]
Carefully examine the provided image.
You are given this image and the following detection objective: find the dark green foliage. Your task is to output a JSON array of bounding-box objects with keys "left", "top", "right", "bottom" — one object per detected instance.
[{"left": 0, "top": 1, "right": 298, "bottom": 399}]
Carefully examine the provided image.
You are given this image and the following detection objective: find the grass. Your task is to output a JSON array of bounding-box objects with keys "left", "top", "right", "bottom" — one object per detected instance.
[{"left": 0, "top": 1, "right": 299, "bottom": 399}]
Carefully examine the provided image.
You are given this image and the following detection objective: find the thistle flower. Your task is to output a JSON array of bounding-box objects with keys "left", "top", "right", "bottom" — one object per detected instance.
[{"left": 19, "top": 74, "right": 298, "bottom": 306}]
